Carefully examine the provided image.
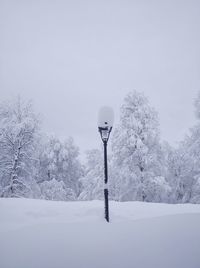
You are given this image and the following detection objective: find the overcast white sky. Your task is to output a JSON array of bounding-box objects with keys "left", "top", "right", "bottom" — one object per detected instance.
[{"left": 0, "top": 0, "right": 200, "bottom": 156}]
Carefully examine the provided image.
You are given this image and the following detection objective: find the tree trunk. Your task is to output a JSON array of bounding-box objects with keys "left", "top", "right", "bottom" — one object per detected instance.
[{"left": 10, "top": 145, "right": 21, "bottom": 194}]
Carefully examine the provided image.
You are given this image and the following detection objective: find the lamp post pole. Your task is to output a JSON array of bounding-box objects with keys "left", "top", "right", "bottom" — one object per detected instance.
[
  {"left": 98, "top": 128, "right": 111, "bottom": 222},
  {"left": 98, "top": 106, "right": 114, "bottom": 223},
  {"left": 103, "top": 139, "right": 109, "bottom": 222}
]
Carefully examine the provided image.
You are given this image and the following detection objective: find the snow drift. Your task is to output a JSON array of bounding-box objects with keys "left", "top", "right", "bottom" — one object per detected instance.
[{"left": 0, "top": 198, "right": 200, "bottom": 268}]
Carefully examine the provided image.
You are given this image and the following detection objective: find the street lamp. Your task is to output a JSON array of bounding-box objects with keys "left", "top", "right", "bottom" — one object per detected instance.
[{"left": 98, "top": 106, "right": 114, "bottom": 222}]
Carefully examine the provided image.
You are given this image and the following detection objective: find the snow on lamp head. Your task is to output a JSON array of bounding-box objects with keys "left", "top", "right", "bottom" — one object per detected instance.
[{"left": 98, "top": 106, "right": 114, "bottom": 142}]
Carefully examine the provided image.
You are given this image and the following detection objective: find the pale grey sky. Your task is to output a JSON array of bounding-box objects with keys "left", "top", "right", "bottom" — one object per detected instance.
[{"left": 0, "top": 0, "right": 200, "bottom": 155}]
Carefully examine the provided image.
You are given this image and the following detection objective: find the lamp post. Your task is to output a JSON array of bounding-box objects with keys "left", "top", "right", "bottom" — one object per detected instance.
[{"left": 98, "top": 106, "right": 114, "bottom": 222}]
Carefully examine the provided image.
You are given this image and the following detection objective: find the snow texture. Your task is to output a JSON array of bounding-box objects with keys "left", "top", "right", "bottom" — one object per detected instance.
[
  {"left": 98, "top": 106, "right": 114, "bottom": 128},
  {"left": 0, "top": 198, "right": 200, "bottom": 268}
]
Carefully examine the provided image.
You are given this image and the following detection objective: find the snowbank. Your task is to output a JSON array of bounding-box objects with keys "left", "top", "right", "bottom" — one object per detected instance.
[{"left": 0, "top": 198, "right": 200, "bottom": 268}]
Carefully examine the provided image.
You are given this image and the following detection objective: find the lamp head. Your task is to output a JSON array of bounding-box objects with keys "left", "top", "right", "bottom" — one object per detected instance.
[{"left": 98, "top": 106, "right": 114, "bottom": 142}]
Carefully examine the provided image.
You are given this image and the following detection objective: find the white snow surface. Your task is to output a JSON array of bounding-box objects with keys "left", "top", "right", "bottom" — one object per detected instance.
[
  {"left": 1, "top": 198, "right": 200, "bottom": 268},
  {"left": 98, "top": 106, "right": 114, "bottom": 128}
]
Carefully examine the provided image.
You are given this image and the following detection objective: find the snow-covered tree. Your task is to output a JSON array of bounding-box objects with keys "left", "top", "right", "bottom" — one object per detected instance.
[
  {"left": 40, "top": 178, "right": 75, "bottom": 201},
  {"left": 165, "top": 91, "right": 200, "bottom": 203},
  {"left": 190, "top": 177, "right": 200, "bottom": 203},
  {"left": 79, "top": 149, "right": 104, "bottom": 200},
  {"left": 178, "top": 93, "right": 200, "bottom": 203},
  {"left": 111, "top": 90, "right": 167, "bottom": 202},
  {"left": 0, "top": 97, "right": 41, "bottom": 198},
  {"left": 38, "top": 136, "right": 83, "bottom": 199},
  {"left": 165, "top": 143, "right": 195, "bottom": 203},
  {"left": 143, "top": 176, "right": 172, "bottom": 203}
]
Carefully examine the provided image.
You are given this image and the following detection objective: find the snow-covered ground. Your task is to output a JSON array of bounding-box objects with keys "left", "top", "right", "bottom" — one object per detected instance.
[{"left": 0, "top": 198, "right": 200, "bottom": 268}]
